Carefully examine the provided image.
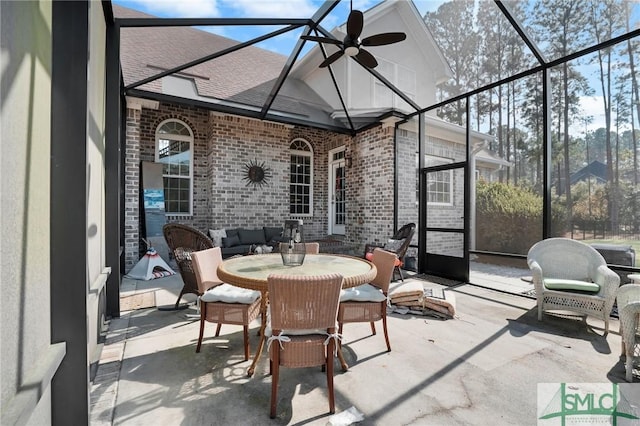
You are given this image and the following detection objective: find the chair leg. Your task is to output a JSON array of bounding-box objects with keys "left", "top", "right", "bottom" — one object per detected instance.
[
  {"left": 337, "top": 345, "right": 349, "bottom": 371},
  {"left": 537, "top": 304, "right": 543, "bottom": 321},
  {"left": 381, "top": 309, "right": 391, "bottom": 352},
  {"left": 174, "top": 288, "right": 187, "bottom": 309},
  {"left": 327, "top": 340, "right": 336, "bottom": 414},
  {"left": 243, "top": 325, "right": 250, "bottom": 361},
  {"left": 626, "top": 344, "right": 634, "bottom": 382},
  {"left": 370, "top": 322, "right": 376, "bottom": 335},
  {"left": 338, "top": 322, "right": 344, "bottom": 348},
  {"left": 396, "top": 266, "right": 404, "bottom": 282},
  {"left": 196, "top": 305, "right": 206, "bottom": 353},
  {"left": 270, "top": 345, "right": 280, "bottom": 418},
  {"left": 215, "top": 323, "right": 222, "bottom": 337}
]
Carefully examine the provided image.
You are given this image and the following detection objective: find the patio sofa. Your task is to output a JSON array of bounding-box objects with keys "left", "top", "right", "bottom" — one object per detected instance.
[{"left": 209, "top": 226, "right": 287, "bottom": 258}]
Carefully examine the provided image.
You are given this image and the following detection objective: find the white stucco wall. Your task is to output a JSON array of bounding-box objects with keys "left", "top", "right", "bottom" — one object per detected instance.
[
  {"left": 1, "top": 2, "right": 56, "bottom": 425},
  {"left": 86, "top": 0, "right": 109, "bottom": 370}
]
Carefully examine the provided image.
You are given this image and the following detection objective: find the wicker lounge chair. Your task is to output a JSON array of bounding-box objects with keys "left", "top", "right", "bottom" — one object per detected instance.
[
  {"left": 338, "top": 248, "right": 397, "bottom": 363},
  {"left": 191, "top": 248, "right": 261, "bottom": 360},
  {"left": 618, "top": 284, "right": 640, "bottom": 381},
  {"left": 527, "top": 238, "right": 620, "bottom": 334},
  {"left": 266, "top": 273, "right": 343, "bottom": 418},
  {"left": 364, "top": 223, "right": 415, "bottom": 281},
  {"left": 163, "top": 223, "right": 214, "bottom": 309}
]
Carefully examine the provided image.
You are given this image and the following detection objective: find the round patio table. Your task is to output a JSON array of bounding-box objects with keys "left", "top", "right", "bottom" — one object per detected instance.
[{"left": 217, "top": 253, "right": 376, "bottom": 376}]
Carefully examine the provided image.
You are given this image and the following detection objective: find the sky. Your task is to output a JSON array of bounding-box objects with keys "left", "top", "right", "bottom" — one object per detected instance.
[{"left": 112, "top": 0, "right": 443, "bottom": 55}]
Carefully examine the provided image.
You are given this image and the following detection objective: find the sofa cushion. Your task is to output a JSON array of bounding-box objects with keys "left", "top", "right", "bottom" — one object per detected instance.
[
  {"left": 220, "top": 245, "right": 251, "bottom": 257},
  {"left": 543, "top": 278, "right": 600, "bottom": 293},
  {"left": 239, "top": 228, "right": 266, "bottom": 245},
  {"left": 264, "top": 226, "right": 283, "bottom": 242},
  {"left": 222, "top": 234, "right": 241, "bottom": 248}
]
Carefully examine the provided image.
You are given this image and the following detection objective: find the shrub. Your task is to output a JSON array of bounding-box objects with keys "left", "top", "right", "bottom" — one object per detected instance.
[{"left": 475, "top": 181, "right": 543, "bottom": 254}]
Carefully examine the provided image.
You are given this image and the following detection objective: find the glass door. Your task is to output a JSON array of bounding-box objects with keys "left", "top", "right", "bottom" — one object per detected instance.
[
  {"left": 329, "top": 151, "right": 346, "bottom": 235},
  {"left": 421, "top": 161, "right": 469, "bottom": 282}
]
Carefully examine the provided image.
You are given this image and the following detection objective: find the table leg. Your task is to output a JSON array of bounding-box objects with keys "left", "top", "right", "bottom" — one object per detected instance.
[{"left": 247, "top": 291, "right": 268, "bottom": 377}]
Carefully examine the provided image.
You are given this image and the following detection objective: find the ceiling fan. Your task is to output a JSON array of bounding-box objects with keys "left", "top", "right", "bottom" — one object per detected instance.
[{"left": 302, "top": 5, "right": 406, "bottom": 69}]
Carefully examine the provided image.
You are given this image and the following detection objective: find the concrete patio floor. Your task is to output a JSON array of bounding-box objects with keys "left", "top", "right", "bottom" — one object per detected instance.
[{"left": 90, "top": 273, "right": 639, "bottom": 425}]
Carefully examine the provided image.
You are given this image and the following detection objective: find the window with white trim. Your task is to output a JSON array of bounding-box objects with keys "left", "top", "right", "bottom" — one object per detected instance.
[
  {"left": 155, "top": 119, "right": 193, "bottom": 215},
  {"left": 374, "top": 58, "right": 416, "bottom": 109},
  {"left": 416, "top": 154, "right": 454, "bottom": 206},
  {"left": 425, "top": 155, "right": 453, "bottom": 205},
  {"left": 289, "top": 139, "right": 313, "bottom": 216}
]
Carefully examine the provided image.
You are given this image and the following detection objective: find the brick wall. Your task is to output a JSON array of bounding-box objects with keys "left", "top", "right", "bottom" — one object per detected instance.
[
  {"left": 123, "top": 103, "right": 356, "bottom": 271},
  {"left": 345, "top": 125, "right": 396, "bottom": 253},
  {"left": 124, "top": 107, "right": 140, "bottom": 271}
]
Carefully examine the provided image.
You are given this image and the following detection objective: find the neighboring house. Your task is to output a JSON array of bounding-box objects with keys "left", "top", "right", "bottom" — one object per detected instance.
[
  {"left": 116, "top": 0, "right": 504, "bottom": 272},
  {"left": 570, "top": 160, "right": 608, "bottom": 185}
]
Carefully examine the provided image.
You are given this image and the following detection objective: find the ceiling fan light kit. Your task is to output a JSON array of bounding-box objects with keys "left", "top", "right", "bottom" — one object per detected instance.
[{"left": 302, "top": 6, "right": 407, "bottom": 69}]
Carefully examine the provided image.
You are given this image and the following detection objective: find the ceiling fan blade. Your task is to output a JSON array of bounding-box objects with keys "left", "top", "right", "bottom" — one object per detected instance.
[
  {"left": 361, "top": 32, "right": 407, "bottom": 47},
  {"left": 301, "top": 35, "right": 342, "bottom": 46},
  {"left": 355, "top": 48, "right": 378, "bottom": 68},
  {"left": 346, "top": 10, "right": 364, "bottom": 40},
  {"left": 319, "top": 50, "right": 344, "bottom": 68}
]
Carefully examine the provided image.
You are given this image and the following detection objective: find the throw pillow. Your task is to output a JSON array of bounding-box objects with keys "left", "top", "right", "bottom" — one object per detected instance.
[
  {"left": 222, "top": 234, "right": 241, "bottom": 248},
  {"left": 383, "top": 238, "right": 404, "bottom": 253},
  {"left": 209, "top": 228, "right": 227, "bottom": 247},
  {"left": 225, "top": 228, "right": 240, "bottom": 239},
  {"left": 263, "top": 226, "right": 283, "bottom": 242}
]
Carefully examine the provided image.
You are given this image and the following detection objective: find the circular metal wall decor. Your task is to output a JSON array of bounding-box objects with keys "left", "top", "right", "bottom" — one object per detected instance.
[{"left": 243, "top": 158, "right": 272, "bottom": 187}]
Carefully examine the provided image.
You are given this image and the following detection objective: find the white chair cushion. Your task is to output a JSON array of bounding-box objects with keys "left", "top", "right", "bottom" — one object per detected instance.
[
  {"left": 543, "top": 278, "right": 600, "bottom": 293},
  {"left": 340, "top": 283, "right": 387, "bottom": 302},
  {"left": 200, "top": 283, "right": 260, "bottom": 304}
]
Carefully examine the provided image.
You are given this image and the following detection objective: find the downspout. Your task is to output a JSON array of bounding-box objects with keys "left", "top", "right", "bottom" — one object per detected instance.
[{"left": 470, "top": 140, "right": 488, "bottom": 251}]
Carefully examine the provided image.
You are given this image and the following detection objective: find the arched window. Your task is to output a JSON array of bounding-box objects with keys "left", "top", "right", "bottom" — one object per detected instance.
[
  {"left": 289, "top": 139, "right": 313, "bottom": 216},
  {"left": 155, "top": 119, "right": 193, "bottom": 215}
]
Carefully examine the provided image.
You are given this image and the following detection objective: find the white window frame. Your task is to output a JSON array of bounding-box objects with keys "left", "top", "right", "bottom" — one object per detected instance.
[
  {"left": 155, "top": 119, "right": 194, "bottom": 216},
  {"left": 373, "top": 58, "right": 416, "bottom": 109},
  {"left": 289, "top": 138, "right": 313, "bottom": 217},
  {"left": 424, "top": 154, "right": 454, "bottom": 207}
]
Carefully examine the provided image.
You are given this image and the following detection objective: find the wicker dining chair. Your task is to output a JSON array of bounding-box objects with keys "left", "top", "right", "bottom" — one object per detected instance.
[
  {"left": 191, "top": 248, "right": 261, "bottom": 360},
  {"left": 305, "top": 242, "right": 320, "bottom": 254},
  {"left": 266, "top": 273, "right": 343, "bottom": 419},
  {"left": 618, "top": 284, "right": 640, "bottom": 381},
  {"left": 338, "top": 248, "right": 397, "bottom": 358},
  {"left": 364, "top": 223, "right": 415, "bottom": 281},
  {"left": 163, "top": 223, "right": 214, "bottom": 309}
]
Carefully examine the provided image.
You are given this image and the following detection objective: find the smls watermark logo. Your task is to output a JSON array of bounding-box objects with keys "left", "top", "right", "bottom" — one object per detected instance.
[{"left": 538, "top": 383, "right": 640, "bottom": 425}]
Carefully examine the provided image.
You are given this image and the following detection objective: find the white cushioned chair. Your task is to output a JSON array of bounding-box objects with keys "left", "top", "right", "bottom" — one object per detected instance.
[
  {"left": 527, "top": 238, "right": 620, "bottom": 333},
  {"left": 338, "top": 248, "right": 397, "bottom": 364},
  {"left": 617, "top": 284, "right": 640, "bottom": 381}
]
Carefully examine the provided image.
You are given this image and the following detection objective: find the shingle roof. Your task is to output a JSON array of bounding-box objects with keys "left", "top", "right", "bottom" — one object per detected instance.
[{"left": 114, "top": 5, "right": 346, "bottom": 130}]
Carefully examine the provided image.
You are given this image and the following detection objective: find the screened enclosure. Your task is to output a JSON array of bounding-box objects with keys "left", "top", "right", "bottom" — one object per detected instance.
[{"left": 114, "top": 0, "right": 640, "bottom": 280}]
